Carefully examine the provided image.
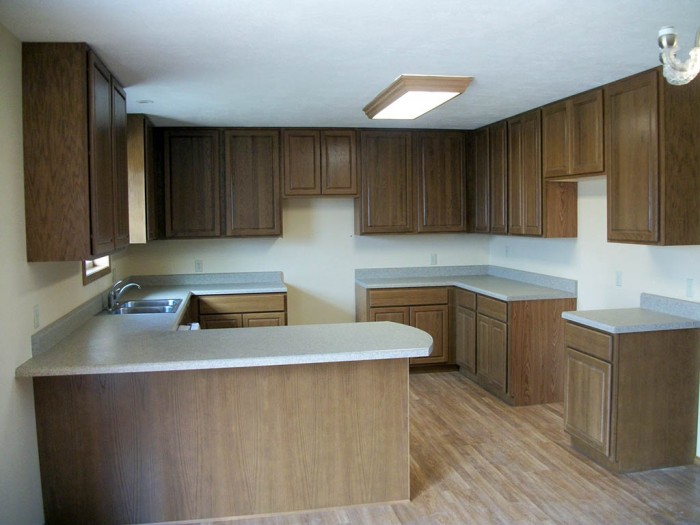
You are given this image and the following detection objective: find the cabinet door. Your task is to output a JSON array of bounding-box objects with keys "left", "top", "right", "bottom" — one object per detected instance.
[
  {"left": 88, "top": 53, "right": 115, "bottom": 256},
  {"left": 358, "top": 131, "right": 413, "bottom": 233},
  {"left": 410, "top": 305, "right": 449, "bottom": 365},
  {"left": 606, "top": 70, "right": 659, "bottom": 243},
  {"left": 164, "top": 129, "right": 221, "bottom": 238},
  {"left": 569, "top": 89, "right": 604, "bottom": 176},
  {"left": 467, "top": 129, "right": 490, "bottom": 233},
  {"left": 542, "top": 100, "right": 569, "bottom": 179},
  {"left": 243, "top": 312, "right": 286, "bottom": 327},
  {"left": 414, "top": 132, "right": 466, "bottom": 233},
  {"left": 224, "top": 130, "right": 282, "bottom": 236},
  {"left": 369, "top": 307, "right": 410, "bottom": 325},
  {"left": 508, "top": 110, "right": 542, "bottom": 236},
  {"left": 199, "top": 313, "right": 243, "bottom": 329},
  {"left": 455, "top": 304, "right": 477, "bottom": 374},
  {"left": 321, "top": 130, "right": 357, "bottom": 195},
  {"left": 477, "top": 314, "right": 508, "bottom": 396},
  {"left": 564, "top": 348, "right": 612, "bottom": 457},
  {"left": 111, "top": 79, "right": 129, "bottom": 250},
  {"left": 489, "top": 121, "right": 508, "bottom": 234},
  {"left": 283, "top": 130, "right": 320, "bottom": 196}
]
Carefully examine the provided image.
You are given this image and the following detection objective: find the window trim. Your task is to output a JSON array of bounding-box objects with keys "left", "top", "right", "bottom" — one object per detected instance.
[{"left": 82, "top": 255, "right": 111, "bottom": 285}]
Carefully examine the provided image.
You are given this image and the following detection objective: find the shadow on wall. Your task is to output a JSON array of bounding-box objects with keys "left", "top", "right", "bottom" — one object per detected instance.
[
  {"left": 26, "top": 260, "right": 80, "bottom": 291},
  {"left": 286, "top": 284, "right": 355, "bottom": 325}
]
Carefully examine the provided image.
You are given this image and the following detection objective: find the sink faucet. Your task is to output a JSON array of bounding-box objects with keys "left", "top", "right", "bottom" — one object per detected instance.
[{"left": 107, "top": 279, "right": 141, "bottom": 312}]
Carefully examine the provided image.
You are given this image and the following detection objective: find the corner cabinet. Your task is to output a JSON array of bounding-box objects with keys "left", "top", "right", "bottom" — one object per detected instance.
[
  {"left": 127, "top": 114, "right": 161, "bottom": 243},
  {"left": 195, "top": 293, "right": 287, "bottom": 329},
  {"left": 564, "top": 321, "right": 700, "bottom": 472},
  {"left": 23, "top": 43, "right": 129, "bottom": 261},
  {"left": 606, "top": 68, "right": 700, "bottom": 245}
]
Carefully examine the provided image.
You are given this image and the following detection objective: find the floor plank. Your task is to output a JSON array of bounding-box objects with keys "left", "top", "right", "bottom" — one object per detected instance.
[{"left": 209, "top": 372, "right": 700, "bottom": 525}]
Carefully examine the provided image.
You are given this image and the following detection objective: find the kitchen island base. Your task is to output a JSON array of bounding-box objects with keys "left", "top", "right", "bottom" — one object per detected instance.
[{"left": 33, "top": 359, "right": 410, "bottom": 524}]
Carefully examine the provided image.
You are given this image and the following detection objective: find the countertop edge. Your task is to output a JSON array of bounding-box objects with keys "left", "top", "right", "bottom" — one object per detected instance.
[{"left": 562, "top": 311, "right": 700, "bottom": 334}]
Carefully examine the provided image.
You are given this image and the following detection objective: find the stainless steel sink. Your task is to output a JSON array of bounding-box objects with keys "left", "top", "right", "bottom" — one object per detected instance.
[{"left": 109, "top": 299, "right": 182, "bottom": 315}]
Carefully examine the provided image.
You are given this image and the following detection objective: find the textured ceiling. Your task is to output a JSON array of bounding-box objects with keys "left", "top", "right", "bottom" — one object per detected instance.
[{"left": 1, "top": 0, "right": 699, "bottom": 128}]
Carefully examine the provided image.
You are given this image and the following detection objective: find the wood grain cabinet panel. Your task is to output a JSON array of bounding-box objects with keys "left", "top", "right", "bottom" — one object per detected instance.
[
  {"left": 127, "top": 114, "right": 160, "bottom": 243},
  {"left": 564, "top": 321, "right": 700, "bottom": 472},
  {"left": 542, "top": 89, "right": 604, "bottom": 179},
  {"left": 414, "top": 131, "right": 466, "bottom": 233},
  {"left": 606, "top": 68, "right": 700, "bottom": 245},
  {"left": 22, "top": 43, "right": 129, "bottom": 261},
  {"left": 508, "top": 110, "right": 541, "bottom": 236},
  {"left": 197, "top": 293, "right": 287, "bottom": 329},
  {"left": 356, "top": 131, "right": 413, "bottom": 234},
  {"left": 476, "top": 314, "right": 508, "bottom": 397},
  {"left": 410, "top": 305, "right": 449, "bottom": 365},
  {"left": 489, "top": 121, "right": 509, "bottom": 234},
  {"left": 467, "top": 128, "right": 490, "bottom": 233},
  {"left": 164, "top": 129, "right": 221, "bottom": 238},
  {"left": 454, "top": 300, "right": 477, "bottom": 375},
  {"left": 283, "top": 129, "right": 357, "bottom": 197},
  {"left": 224, "top": 129, "right": 282, "bottom": 236}
]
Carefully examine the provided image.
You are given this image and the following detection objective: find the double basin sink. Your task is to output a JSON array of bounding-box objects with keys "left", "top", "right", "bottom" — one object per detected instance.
[{"left": 110, "top": 299, "right": 182, "bottom": 315}]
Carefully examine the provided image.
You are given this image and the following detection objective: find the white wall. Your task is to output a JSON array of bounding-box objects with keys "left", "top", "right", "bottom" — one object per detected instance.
[
  {"left": 0, "top": 24, "right": 128, "bottom": 524},
  {"left": 123, "top": 199, "right": 491, "bottom": 324}
]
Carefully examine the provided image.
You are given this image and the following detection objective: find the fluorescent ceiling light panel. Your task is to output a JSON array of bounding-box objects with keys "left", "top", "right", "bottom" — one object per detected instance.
[{"left": 363, "top": 75, "right": 473, "bottom": 120}]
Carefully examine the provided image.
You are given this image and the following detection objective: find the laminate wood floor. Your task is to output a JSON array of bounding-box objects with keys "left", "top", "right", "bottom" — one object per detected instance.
[{"left": 211, "top": 371, "right": 700, "bottom": 525}]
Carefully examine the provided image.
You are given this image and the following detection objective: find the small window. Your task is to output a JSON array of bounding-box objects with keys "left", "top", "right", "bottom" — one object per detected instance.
[{"left": 82, "top": 255, "right": 111, "bottom": 285}]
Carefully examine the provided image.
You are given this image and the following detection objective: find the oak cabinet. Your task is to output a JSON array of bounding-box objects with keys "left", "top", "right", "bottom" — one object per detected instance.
[
  {"left": 163, "top": 129, "right": 221, "bottom": 238},
  {"left": 356, "top": 131, "right": 413, "bottom": 234},
  {"left": 22, "top": 43, "right": 129, "bottom": 261},
  {"left": 508, "top": 109, "right": 577, "bottom": 238},
  {"left": 283, "top": 129, "right": 357, "bottom": 196},
  {"left": 223, "top": 129, "right": 282, "bottom": 236},
  {"left": 466, "top": 128, "right": 490, "bottom": 233},
  {"left": 127, "top": 114, "right": 161, "bottom": 243},
  {"left": 489, "top": 121, "right": 509, "bottom": 234},
  {"left": 475, "top": 297, "right": 508, "bottom": 398},
  {"left": 453, "top": 289, "right": 477, "bottom": 374},
  {"left": 606, "top": 68, "right": 700, "bottom": 245},
  {"left": 542, "top": 89, "right": 604, "bottom": 179},
  {"left": 564, "top": 321, "right": 700, "bottom": 472},
  {"left": 197, "top": 293, "right": 287, "bottom": 329},
  {"left": 414, "top": 131, "right": 466, "bottom": 233},
  {"left": 362, "top": 287, "right": 449, "bottom": 365}
]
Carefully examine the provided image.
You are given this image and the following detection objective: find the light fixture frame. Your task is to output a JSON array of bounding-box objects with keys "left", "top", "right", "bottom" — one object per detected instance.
[{"left": 363, "top": 74, "right": 473, "bottom": 120}]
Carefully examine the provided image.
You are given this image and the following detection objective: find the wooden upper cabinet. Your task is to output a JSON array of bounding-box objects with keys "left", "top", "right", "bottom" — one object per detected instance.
[
  {"left": 224, "top": 129, "right": 282, "bottom": 236},
  {"left": 489, "top": 121, "right": 508, "bottom": 234},
  {"left": 414, "top": 131, "right": 466, "bottom": 233},
  {"left": 357, "top": 131, "right": 413, "bottom": 234},
  {"left": 283, "top": 129, "right": 357, "bottom": 196},
  {"left": 466, "top": 128, "right": 490, "bottom": 233},
  {"left": 127, "top": 114, "right": 160, "bottom": 243},
  {"left": 542, "top": 89, "right": 604, "bottom": 179},
  {"left": 22, "top": 43, "right": 129, "bottom": 261},
  {"left": 111, "top": 80, "right": 129, "bottom": 250},
  {"left": 164, "top": 129, "right": 221, "bottom": 238},
  {"left": 606, "top": 68, "right": 700, "bottom": 245},
  {"left": 508, "top": 109, "right": 542, "bottom": 236}
]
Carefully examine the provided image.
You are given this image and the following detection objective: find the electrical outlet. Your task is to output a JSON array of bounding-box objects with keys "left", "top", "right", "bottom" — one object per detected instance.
[
  {"left": 686, "top": 278, "right": 694, "bottom": 298},
  {"left": 194, "top": 259, "right": 203, "bottom": 273},
  {"left": 33, "top": 305, "right": 40, "bottom": 329},
  {"left": 615, "top": 271, "right": 623, "bottom": 287},
  {"left": 430, "top": 253, "right": 437, "bottom": 265}
]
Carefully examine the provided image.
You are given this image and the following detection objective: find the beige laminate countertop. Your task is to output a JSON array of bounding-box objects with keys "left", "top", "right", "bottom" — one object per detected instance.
[{"left": 16, "top": 277, "right": 432, "bottom": 378}]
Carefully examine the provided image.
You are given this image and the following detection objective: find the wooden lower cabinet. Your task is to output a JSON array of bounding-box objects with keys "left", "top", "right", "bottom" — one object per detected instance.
[
  {"left": 196, "top": 293, "right": 287, "bottom": 329},
  {"left": 453, "top": 290, "right": 576, "bottom": 406},
  {"left": 362, "top": 287, "right": 449, "bottom": 365},
  {"left": 564, "top": 322, "right": 700, "bottom": 472}
]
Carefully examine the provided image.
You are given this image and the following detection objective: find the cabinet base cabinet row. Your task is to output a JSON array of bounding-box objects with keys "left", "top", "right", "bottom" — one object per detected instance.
[
  {"left": 357, "top": 286, "right": 576, "bottom": 406},
  {"left": 189, "top": 293, "right": 287, "bottom": 329}
]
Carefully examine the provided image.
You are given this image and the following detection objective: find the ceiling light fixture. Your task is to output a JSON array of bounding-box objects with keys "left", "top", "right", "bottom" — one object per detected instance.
[
  {"left": 658, "top": 26, "right": 700, "bottom": 85},
  {"left": 363, "top": 75, "right": 473, "bottom": 120}
]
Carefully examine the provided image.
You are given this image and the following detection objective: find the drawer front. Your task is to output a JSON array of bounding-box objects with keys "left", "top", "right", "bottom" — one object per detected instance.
[
  {"left": 454, "top": 288, "right": 476, "bottom": 310},
  {"left": 199, "top": 293, "right": 286, "bottom": 315},
  {"left": 368, "top": 287, "right": 449, "bottom": 307},
  {"left": 477, "top": 295, "right": 508, "bottom": 322},
  {"left": 565, "top": 322, "right": 613, "bottom": 362}
]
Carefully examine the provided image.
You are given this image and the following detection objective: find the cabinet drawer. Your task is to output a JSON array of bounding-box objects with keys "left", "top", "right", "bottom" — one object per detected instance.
[
  {"left": 455, "top": 288, "right": 476, "bottom": 310},
  {"left": 368, "top": 287, "right": 448, "bottom": 307},
  {"left": 565, "top": 322, "right": 613, "bottom": 362},
  {"left": 477, "top": 295, "right": 508, "bottom": 322},
  {"left": 199, "top": 293, "right": 286, "bottom": 315}
]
